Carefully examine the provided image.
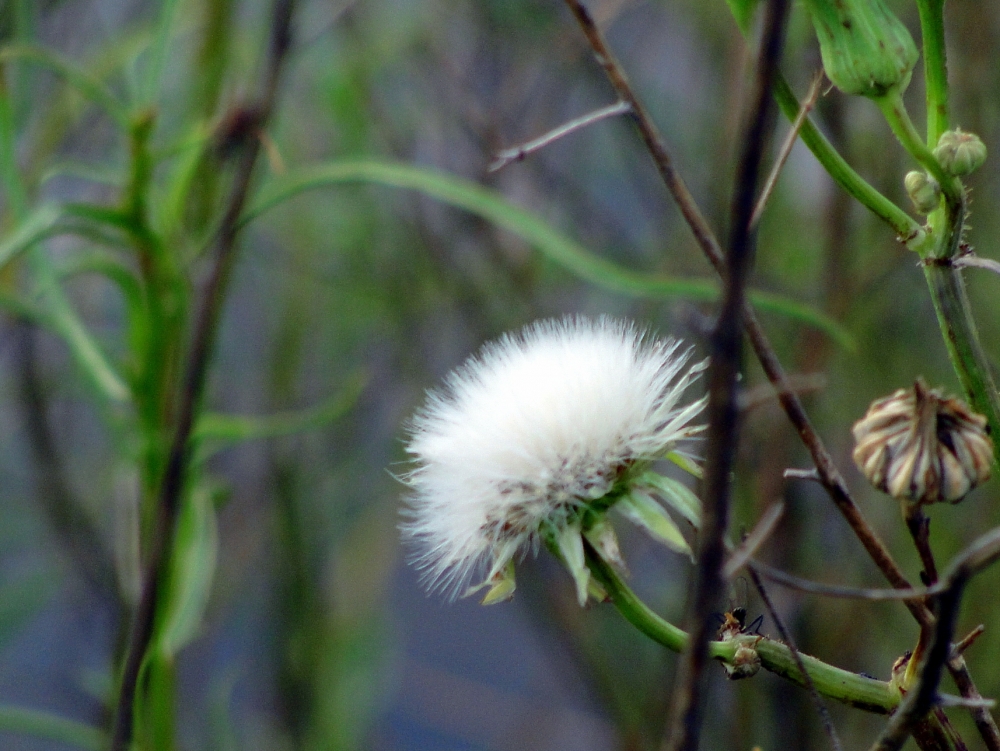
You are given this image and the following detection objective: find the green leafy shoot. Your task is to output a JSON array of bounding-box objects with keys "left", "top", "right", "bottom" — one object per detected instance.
[{"left": 241, "top": 161, "right": 855, "bottom": 349}]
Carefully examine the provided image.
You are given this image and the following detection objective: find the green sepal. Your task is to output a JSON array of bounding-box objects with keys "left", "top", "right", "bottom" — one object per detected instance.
[
  {"left": 583, "top": 517, "right": 626, "bottom": 573},
  {"left": 638, "top": 472, "right": 702, "bottom": 529},
  {"left": 555, "top": 522, "right": 590, "bottom": 607},
  {"left": 666, "top": 450, "right": 703, "bottom": 479},
  {"left": 467, "top": 560, "right": 517, "bottom": 605},
  {"left": 618, "top": 490, "right": 693, "bottom": 559}
]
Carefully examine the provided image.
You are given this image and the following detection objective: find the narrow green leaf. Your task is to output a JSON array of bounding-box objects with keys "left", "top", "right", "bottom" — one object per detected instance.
[
  {"left": 142, "top": 0, "right": 182, "bottom": 104},
  {"left": 241, "top": 161, "right": 855, "bottom": 349},
  {"left": 192, "top": 371, "right": 366, "bottom": 457},
  {"left": 639, "top": 472, "right": 702, "bottom": 529},
  {"left": 618, "top": 490, "right": 692, "bottom": 558},
  {"left": 57, "top": 250, "right": 145, "bottom": 323},
  {"left": 0, "top": 203, "right": 132, "bottom": 272},
  {"left": 63, "top": 202, "right": 135, "bottom": 233},
  {"left": 0, "top": 705, "right": 105, "bottom": 750},
  {"left": 0, "top": 203, "right": 61, "bottom": 271},
  {"left": 32, "top": 255, "right": 131, "bottom": 404},
  {"left": 0, "top": 204, "right": 132, "bottom": 403},
  {"left": 0, "top": 44, "right": 130, "bottom": 128},
  {"left": 40, "top": 161, "right": 124, "bottom": 188},
  {"left": 154, "top": 484, "right": 219, "bottom": 658},
  {"left": 56, "top": 250, "right": 146, "bottom": 358}
]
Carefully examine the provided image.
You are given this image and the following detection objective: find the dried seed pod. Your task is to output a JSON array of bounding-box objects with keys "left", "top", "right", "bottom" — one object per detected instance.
[{"left": 852, "top": 379, "right": 993, "bottom": 505}]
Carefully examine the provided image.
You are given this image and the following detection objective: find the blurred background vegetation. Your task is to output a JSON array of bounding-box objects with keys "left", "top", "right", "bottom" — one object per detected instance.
[{"left": 1, "top": 0, "right": 999, "bottom": 749}]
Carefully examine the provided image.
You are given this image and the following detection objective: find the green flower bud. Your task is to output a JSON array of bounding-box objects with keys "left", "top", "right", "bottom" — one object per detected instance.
[
  {"left": 933, "top": 129, "right": 987, "bottom": 176},
  {"left": 804, "top": 0, "right": 918, "bottom": 99},
  {"left": 903, "top": 171, "right": 941, "bottom": 214}
]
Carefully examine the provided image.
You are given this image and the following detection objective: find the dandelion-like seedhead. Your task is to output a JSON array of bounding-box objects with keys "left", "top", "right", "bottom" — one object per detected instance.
[{"left": 401, "top": 316, "right": 707, "bottom": 604}]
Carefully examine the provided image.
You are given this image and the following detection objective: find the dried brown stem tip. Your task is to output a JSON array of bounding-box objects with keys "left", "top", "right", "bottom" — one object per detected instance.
[{"left": 852, "top": 379, "right": 993, "bottom": 505}]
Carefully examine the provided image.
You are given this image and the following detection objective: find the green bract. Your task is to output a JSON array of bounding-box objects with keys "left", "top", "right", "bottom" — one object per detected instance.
[{"left": 804, "top": 0, "right": 918, "bottom": 99}]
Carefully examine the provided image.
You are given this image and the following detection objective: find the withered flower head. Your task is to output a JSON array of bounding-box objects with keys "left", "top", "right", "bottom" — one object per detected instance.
[{"left": 852, "top": 379, "right": 993, "bottom": 505}]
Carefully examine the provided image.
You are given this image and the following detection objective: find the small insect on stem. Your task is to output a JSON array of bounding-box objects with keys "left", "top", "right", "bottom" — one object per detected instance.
[{"left": 717, "top": 578, "right": 764, "bottom": 679}]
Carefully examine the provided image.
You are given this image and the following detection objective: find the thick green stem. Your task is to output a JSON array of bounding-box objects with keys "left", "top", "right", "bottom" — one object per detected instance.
[
  {"left": 923, "top": 262, "right": 1000, "bottom": 453},
  {"left": 772, "top": 75, "right": 923, "bottom": 244},
  {"left": 586, "top": 551, "right": 899, "bottom": 714},
  {"left": 916, "top": 0, "right": 949, "bottom": 146},
  {"left": 875, "top": 93, "right": 1000, "bottom": 451}
]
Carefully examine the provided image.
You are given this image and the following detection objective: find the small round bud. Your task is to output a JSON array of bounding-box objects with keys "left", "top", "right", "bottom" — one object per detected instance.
[
  {"left": 852, "top": 379, "right": 993, "bottom": 505},
  {"left": 933, "top": 129, "right": 987, "bottom": 176},
  {"left": 903, "top": 171, "right": 941, "bottom": 214}
]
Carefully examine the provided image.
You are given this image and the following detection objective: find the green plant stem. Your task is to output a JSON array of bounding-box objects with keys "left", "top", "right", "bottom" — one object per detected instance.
[
  {"left": 916, "top": 0, "right": 949, "bottom": 146},
  {"left": 109, "top": 1, "right": 296, "bottom": 748},
  {"left": 874, "top": 92, "right": 1000, "bottom": 460},
  {"left": 923, "top": 262, "right": 1000, "bottom": 450},
  {"left": 875, "top": 92, "right": 962, "bottom": 215},
  {"left": 772, "top": 77, "right": 923, "bottom": 244},
  {"left": 585, "top": 551, "right": 899, "bottom": 714}
]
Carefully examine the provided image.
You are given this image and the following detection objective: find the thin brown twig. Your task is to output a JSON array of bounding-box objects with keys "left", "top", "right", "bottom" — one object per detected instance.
[
  {"left": 488, "top": 100, "right": 631, "bottom": 172},
  {"left": 869, "top": 566, "right": 970, "bottom": 750},
  {"left": 752, "top": 525, "right": 1000, "bottom": 601},
  {"left": 938, "top": 695, "right": 995, "bottom": 710},
  {"left": 783, "top": 467, "right": 821, "bottom": 482},
  {"left": 751, "top": 558, "right": 931, "bottom": 600},
  {"left": 905, "top": 505, "right": 939, "bottom": 585},
  {"left": 560, "top": 0, "right": 931, "bottom": 626},
  {"left": 954, "top": 625, "right": 985, "bottom": 656},
  {"left": 749, "top": 70, "right": 824, "bottom": 229},
  {"left": 662, "top": 1, "right": 789, "bottom": 749},
  {"left": 738, "top": 372, "right": 827, "bottom": 413},
  {"left": 748, "top": 567, "right": 843, "bottom": 751},
  {"left": 953, "top": 253, "right": 1000, "bottom": 276},
  {"left": 933, "top": 707, "right": 972, "bottom": 751},
  {"left": 108, "top": 2, "right": 296, "bottom": 749},
  {"left": 559, "top": 3, "right": 1000, "bottom": 746},
  {"left": 723, "top": 501, "right": 784, "bottom": 580}
]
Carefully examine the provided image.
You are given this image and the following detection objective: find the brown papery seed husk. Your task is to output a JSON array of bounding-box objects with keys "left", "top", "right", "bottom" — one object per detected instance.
[{"left": 852, "top": 378, "right": 993, "bottom": 504}]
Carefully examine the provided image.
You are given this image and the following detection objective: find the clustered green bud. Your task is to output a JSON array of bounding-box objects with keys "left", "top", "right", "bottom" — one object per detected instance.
[
  {"left": 803, "top": 0, "right": 918, "bottom": 99},
  {"left": 903, "top": 171, "right": 941, "bottom": 214},
  {"left": 933, "top": 129, "right": 987, "bottom": 176}
]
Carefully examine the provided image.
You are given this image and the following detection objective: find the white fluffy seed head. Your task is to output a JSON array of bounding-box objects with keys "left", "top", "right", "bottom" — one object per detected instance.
[{"left": 401, "top": 316, "right": 707, "bottom": 598}]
